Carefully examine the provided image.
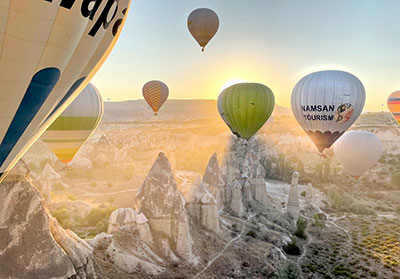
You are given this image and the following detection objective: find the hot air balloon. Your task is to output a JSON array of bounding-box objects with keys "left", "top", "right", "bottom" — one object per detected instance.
[
  {"left": 41, "top": 84, "right": 103, "bottom": 165},
  {"left": 218, "top": 83, "right": 275, "bottom": 140},
  {"left": 0, "top": 0, "right": 131, "bottom": 182},
  {"left": 217, "top": 90, "right": 238, "bottom": 137},
  {"left": 334, "top": 131, "right": 383, "bottom": 177},
  {"left": 143, "top": 81, "right": 169, "bottom": 115},
  {"left": 188, "top": 8, "right": 219, "bottom": 52},
  {"left": 387, "top": 91, "right": 400, "bottom": 125},
  {"left": 291, "top": 70, "right": 366, "bottom": 153}
]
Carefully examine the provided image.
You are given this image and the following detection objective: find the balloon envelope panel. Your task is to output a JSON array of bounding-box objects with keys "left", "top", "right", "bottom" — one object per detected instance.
[
  {"left": 41, "top": 84, "right": 103, "bottom": 164},
  {"left": 0, "top": 0, "right": 131, "bottom": 181},
  {"left": 334, "top": 131, "right": 383, "bottom": 177},
  {"left": 291, "top": 70, "right": 366, "bottom": 152}
]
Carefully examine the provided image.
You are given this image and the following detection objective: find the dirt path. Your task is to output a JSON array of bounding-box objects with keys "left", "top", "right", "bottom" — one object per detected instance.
[
  {"left": 79, "top": 188, "right": 137, "bottom": 197},
  {"left": 192, "top": 214, "right": 256, "bottom": 279}
]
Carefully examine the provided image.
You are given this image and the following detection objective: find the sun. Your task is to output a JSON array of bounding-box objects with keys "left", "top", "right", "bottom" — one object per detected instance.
[{"left": 220, "top": 79, "right": 247, "bottom": 92}]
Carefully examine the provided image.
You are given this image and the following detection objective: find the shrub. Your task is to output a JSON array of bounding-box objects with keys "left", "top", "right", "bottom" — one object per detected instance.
[
  {"left": 283, "top": 238, "right": 301, "bottom": 256},
  {"left": 246, "top": 230, "right": 257, "bottom": 238},
  {"left": 54, "top": 183, "right": 65, "bottom": 191},
  {"left": 275, "top": 262, "right": 300, "bottom": 279},
  {"left": 331, "top": 264, "right": 352, "bottom": 277},
  {"left": 294, "top": 217, "right": 307, "bottom": 239},
  {"left": 68, "top": 194, "right": 77, "bottom": 201},
  {"left": 82, "top": 206, "right": 115, "bottom": 227},
  {"left": 52, "top": 208, "right": 71, "bottom": 229},
  {"left": 301, "top": 191, "right": 306, "bottom": 198}
]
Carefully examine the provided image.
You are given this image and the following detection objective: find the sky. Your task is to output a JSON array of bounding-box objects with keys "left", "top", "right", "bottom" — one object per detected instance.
[{"left": 92, "top": 0, "right": 400, "bottom": 111}]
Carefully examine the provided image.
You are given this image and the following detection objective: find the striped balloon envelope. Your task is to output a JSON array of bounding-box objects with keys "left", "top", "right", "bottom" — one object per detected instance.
[
  {"left": 0, "top": 0, "right": 131, "bottom": 182},
  {"left": 387, "top": 91, "right": 400, "bottom": 125},
  {"left": 142, "top": 81, "right": 169, "bottom": 115},
  {"left": 41, "top": 84, "right": 103, "bottom": 165}
]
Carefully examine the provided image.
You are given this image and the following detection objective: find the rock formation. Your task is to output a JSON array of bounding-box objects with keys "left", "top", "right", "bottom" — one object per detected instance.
[
  {"left": 90, "top": 134, "right": 114, "bottom": 168},
  {"left": 88, "top": 230, "right": 165, "bottom": 276},
  {"left": 4, "top": 159, "right": 30, "bottom": 183},
  {"left": 108, "top": 208, "right": 152, "bottom": 244},
  {"left": 250, "top": 162, "right": 268, "bottom": 203},
  {"left": 185, "top": 177, "right": 219, "bottom": 233},
  {"left": 306, "top": 183, "right": 314, "bottom": 205},
  {"left": 203, "top": 153, "right": 225, "bottom": 210},
  {"left": 0, "top": 179, "right": 93, "bottom": 278},
  {"left": 37, "top": 163, "right": 62, "bottom": 203},
  {"left": 229, "top": 180, "right": 244, "bottom": 216},
  {"left": 135, "top": 153, "right": 194, "bottom": 261},
  {"left": 242, "top": 180, "right": 253, "bottom": 202},
  {"left": 287, "top": 171, "right": 300, "bottom": 219}
]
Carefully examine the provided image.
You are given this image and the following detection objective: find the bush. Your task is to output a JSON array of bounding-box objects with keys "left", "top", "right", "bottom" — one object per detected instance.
[
  {"left": 246, "top": 230, "right": 257, "bottom": 238},
  {"left": 275, "top": 262, "right": 300, "bottom": 279},
  {"left": 283, "top": 238, "right": 301, "bottom": 256},
  {"left": 108, "top": 197, "right": 115, "bottom": 204},
  {"left": 52, "top": 208, "right": 71, "bottom": 229},
  {"left": 82, "top": 206, "right": 115, "bottom": 227},
  {"left": 54, "top": 183, "right": 65, "bottom": 191},
  {"left": 68, "top": 194, "right": 77, "bottom": 201},
  {"left": 294, "top": 217, "right": 307, "bottom": 239}
]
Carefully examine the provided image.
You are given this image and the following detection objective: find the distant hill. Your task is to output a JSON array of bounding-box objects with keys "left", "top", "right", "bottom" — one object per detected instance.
[{"left": 103, "top": 100, "right": 292, "bottom": 123}]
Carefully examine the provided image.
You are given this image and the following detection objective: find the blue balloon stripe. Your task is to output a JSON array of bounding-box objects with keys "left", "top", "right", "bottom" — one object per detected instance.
[{"left": 0, "top": 68, "right": 61, "bottom": 170}]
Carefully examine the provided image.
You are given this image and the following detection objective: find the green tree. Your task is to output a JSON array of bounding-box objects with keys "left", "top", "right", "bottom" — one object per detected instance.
[
  {"left": 82, "top": 206, "right": 115, "bottom": 228},
  {"left": 52, "top": 208, "right": 71, "bottom": 229},
  {"left": 313, "top": 213, "right": 325, "bottom": 234},
  {"left": 294, "top": 217, "right": 307, "bottom": 239}
]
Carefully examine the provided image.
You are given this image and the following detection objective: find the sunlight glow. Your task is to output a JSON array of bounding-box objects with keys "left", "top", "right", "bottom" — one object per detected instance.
[{"left": 220, "top": 79, "right": 247, "bottom": 92}]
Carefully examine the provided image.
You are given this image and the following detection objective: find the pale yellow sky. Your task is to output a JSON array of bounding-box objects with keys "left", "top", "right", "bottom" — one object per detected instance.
[{"left": 92, "top": 0, "right": 400, "bottom": 111}]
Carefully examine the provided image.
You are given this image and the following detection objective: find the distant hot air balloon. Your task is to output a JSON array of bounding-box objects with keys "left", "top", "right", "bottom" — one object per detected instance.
[
  {"left": 41, "top": 84, "right": 103, "bottom": 165},
  {"left": 143, "top": 81, "right": 169, "bottom": 115},
  {"left": 218, "top": 83, "right": 275, "bottom": 140},
  {"left": 334, "top": 131, "right": 383, "bottom": 177},
  {"left": 291, "top": 70, "right": 366, "bottom": 153},
  {"left": 387, "top": 91, "right": 400, "bottom": 125},
  {"left": 188, "top": 8, "right": 219, "bottom": 52},
  {"left": 0, "top": 0, "right": 131, "bottom": 182}
]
